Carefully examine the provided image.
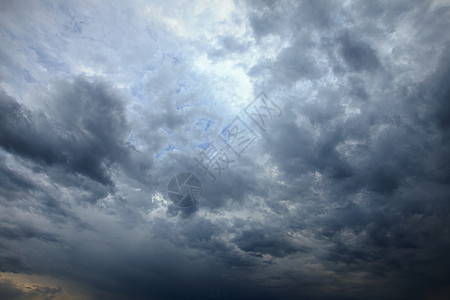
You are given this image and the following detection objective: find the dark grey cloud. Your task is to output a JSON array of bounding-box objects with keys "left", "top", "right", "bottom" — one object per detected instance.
[
  {"left": 1, "top": 0, "right": 450, "bottom": 299},
  {"left": 248, "top": 0, "right": 340, "bottom": 39},
  {"left": 0, "top": 77, "right": 154, "bottom": 190},
  {"left": 233, "top": 227, "right": 306, "bottom": 258},
  {"left": 338, "top": 33, "right": 381, "bottom": 72},
  {"left": 0, "top": 280, "right": 22, "bottom": 300},
  {"left": 242, "top": 0, "right": 450, "bottom": 298},
  {"left": 0, "top": 80, "right": 124, "bottom": 186},
  {"left": 0, "top": 160, "right": 35, "bottom": 199},
  {"left": 0, "top": 221, "right": 59, "bottom": 242},
  {"left": 249, "top": 40, "right": 323, "bottom": 83}
]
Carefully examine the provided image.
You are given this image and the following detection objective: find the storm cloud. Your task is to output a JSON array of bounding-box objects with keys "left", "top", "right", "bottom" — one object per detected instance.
[{"left": 1, "top": 0, "right": 449, "bottom": 299}]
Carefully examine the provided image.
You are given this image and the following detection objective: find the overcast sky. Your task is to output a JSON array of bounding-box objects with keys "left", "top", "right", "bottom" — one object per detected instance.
[{"left": 1, "top": 0, "right": 450, "bottom": 299}]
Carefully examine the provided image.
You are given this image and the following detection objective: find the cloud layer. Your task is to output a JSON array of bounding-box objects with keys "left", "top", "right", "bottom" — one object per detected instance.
[{"left": 1, "top": 0, "right": 450, "bottom": 299}]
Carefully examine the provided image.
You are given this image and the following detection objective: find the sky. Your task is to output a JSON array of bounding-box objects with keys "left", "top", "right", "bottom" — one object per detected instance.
[{"left": 0, "top": 0, "right": 450, "bottom": 299}]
